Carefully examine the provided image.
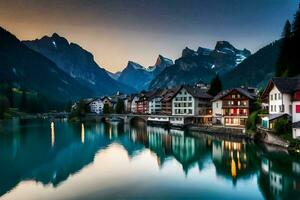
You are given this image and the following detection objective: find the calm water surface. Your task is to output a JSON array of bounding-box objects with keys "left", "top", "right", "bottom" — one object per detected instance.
[{"left": 0, "top": 119, "right": 300, "bottom": 200}]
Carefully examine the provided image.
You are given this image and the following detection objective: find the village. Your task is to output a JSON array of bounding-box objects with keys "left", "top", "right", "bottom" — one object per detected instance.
[{"left": 74, "top": 76, "right": 300, "bottom": 144}]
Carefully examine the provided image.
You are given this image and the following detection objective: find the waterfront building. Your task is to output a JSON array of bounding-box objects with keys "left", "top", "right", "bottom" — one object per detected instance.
[
  {"left": 148, "top": 90, "right": 163, "bottom": 114},
  {"left": 211, "top": 87, "right": 256, "bottom": 127},
  {"left": 130, "top": 95, "right": 139, "bottom": 113},
  {"left": 88, "top": 98, "right": 104, "bottom": 114},
  {"left": 161, "top": 87, "right": 180, "bottom": 115},
  {"left": 101, "top": 96, "right": 113, "bottom": 110},
  {"left": 170, "top": 85, "right": 212, "bottom": 126},
  {"left": 261, "top": 77, "right": 300, "bottom": 139}
]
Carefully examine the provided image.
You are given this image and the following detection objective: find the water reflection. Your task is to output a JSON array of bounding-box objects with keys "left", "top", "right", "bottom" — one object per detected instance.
[
  {"left": 0, "top": 120, "right": 299, "bottom": 199},
  {"left": 51, "top": 122, "right": 55, "bottom": 147}
]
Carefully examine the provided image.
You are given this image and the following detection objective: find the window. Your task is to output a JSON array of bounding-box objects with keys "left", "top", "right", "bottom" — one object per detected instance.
[
  {"left": 274, "top": 94, "right": 277, "bottom": 100},
  {"left": 278, "top": 93, "right": 281, "bottom": 100},
  {"left": 237, "top": 94, "right": 241, "bottom": 98},
  {"left": 296, "top": 105, "right": 300, "bottom": 113},
  {"left": 189, "top": 97, "right": 192, "bottom": 101},
  {"left": 270, "top": 94, "right": 273, "bottom": 100},
  {"left": 232, "top": 94, "right": 236, "bottom": 99},
  {"left": 216, "top": 103, "right": 218, "bottom": 108},
  {"left": 271, "top": 105, "right": 273, "bottom": 112},
  {"left": 274, "top": 105, "right": 276, "bottom": 112}
]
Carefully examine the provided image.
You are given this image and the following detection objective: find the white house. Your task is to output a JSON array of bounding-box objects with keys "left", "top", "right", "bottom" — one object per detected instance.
[
  {"left": 171, "top": 86, "right": 212, "bottom": 116},
  {"left": 261, "top": 77, "right": 300, "bottom": 139},
  {"left": 88, "top": 98, "right": 104, "bottom": 114},
  {"left": 170, "top": 86, "right": 212, "bottom": 126},
  {"left": 131, "top": 95, "right": 139, "bottom": 113},
  {"left": 149, "top": 96, "right": 162, "bottom": 114}
]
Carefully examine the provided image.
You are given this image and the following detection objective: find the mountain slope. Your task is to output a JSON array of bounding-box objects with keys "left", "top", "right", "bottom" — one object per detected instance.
[
  {"left": 149, "top": 41, "right": 250, "bottom": 89},
  {"left": 221, "top": 40, "right": 281, "bottom": 89},
  {"left": 118, "top": 61, "right": 153, "bottom": 91},
  {"left": 23, "top": 34, "right": 135, "bottom": 95},
  {"left": 0, "top": 26, "right": 92, "bottom": 102},
  {"left": 117, "top": 55, "right": 173, "bottom": 91}
]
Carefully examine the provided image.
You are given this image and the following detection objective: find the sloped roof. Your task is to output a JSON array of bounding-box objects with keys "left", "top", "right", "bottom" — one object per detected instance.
[
  {"left": 261, "top": 77, "right": 300, "bottom": 100},
  {"left": 211, "top": 87, "right": 256, "bottom": 102},
  {"left": 292, "top": 121, "right": 300, "bottom": 128},
  {"left": 171, "top": 85, "right": 212, "bottom": 100}
]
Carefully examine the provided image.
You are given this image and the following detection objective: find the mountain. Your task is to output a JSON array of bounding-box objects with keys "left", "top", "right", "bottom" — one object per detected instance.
[
  {"left": 0, "top": 26, "right": 92, "bottom": 103},
  {"left": 117, "top": 55, "right": 173, "bottom": 91},
  {"left": 221, "top": 40, "right": 281, "bottom": 89},
  {"left": 23, "top": 34, "right": 135, "bottom": 96},
  {"left": 106, "top": 70, "right": 121, "bottom": 80},
  {"left": 118, "top": 61, "right": 153, "bottom": 91},
  {"left": 149, "top": 41, "right": 250, "bottom": 89}
]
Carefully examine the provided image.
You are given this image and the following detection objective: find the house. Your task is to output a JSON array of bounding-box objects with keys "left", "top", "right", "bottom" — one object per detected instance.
[
  {"left": 160, "top": 87, "right": 180, "bottom": 115},
  {"left": 88, "top": 98, "right": 104, "bottom": 114},
  {"left": 101, "top": 96, "right": 113, "bottom": 110},
  {"left": 131, "top": 95, "right": 139, "bottom": 113},
  {"left": 211, "top": 87, "right": 256, "bottom": 127},
  {"left": 170, "top": 85, "right": 212, "bottom": 126},
  {"left": 171, "top": 85, "right": 212, "bottom": 116},
  {"left": 148, "top": 90, "right": 163, "bottom": 114},
  {"left": 261, "top": 77, "right": 300, "bottom": 139},
  {"left": 136, "top": 93, "right": 149, "bottom": 114}
]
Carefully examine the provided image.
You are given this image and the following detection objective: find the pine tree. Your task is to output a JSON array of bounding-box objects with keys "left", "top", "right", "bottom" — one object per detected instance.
[
  {"left": 103, "top": 103, "right": 110, "bottom": 114},
  {"left": 293, "top": 4, "right": 300, "bottom": 37},
  {"left": 208, "top": 75, "right": 222, "bottom": 96},
  {"left": 20, "top": 89, "right": 27, "bottom": 112},
  {"left": 289, "top": 4, "right": 300, "bottom": 76},
  {"left": 5, "top": 85, "right": 14, "bottom": 107},
  {"left": 115, "top": 99, "right": 125, "bottom": 114},
  {"left": 276, "top": 20, "right": 291, "bottom": 77}
]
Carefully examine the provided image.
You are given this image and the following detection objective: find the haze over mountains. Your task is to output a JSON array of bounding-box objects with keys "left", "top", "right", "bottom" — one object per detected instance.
[{"left": 0, "top": 25, "right": 281, "bottom": 103}]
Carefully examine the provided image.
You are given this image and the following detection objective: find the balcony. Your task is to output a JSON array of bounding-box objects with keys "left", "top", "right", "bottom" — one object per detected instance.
[{"left": 222, "top": 101, "right": 248, "bottom": 108}]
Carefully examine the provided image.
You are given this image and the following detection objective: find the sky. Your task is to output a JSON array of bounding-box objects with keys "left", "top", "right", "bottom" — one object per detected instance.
[{"left": 0, "top": 0, "right": 298, "bottom": 72}]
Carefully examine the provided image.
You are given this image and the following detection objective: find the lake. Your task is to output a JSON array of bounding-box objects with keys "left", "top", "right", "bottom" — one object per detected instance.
[{"left": 0, "top": 119, "right": 299, "bottom": 200}]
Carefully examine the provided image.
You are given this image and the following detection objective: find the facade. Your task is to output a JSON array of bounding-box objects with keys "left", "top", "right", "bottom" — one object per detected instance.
[
  {"left": 136, "top": 94, "right": 149, "bottom": 114},
  {"left": 261, "top": 78, "right": 300, "bottom": 138},
  {"left": 212, "top": 88, "right": 256, "bottom": 127},
  {"left": 131, "top": 95, "right": 139, "bottom": 113},
  {"left": 149, "top": 96, "right": 162, "bottom": 114},
  {"left": 88, "top": 98, "right": 104, "bottom": 114},
  {"left": 171, "top": 86, "right": 212, "bottom": 116},
  {"left": 161, "top": 88, "right": 179, "bottom": 115}
]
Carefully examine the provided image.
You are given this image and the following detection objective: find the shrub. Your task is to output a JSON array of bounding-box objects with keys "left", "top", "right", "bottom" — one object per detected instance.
[
  {"left": 274, "top": 118, "right": 291, "bottom": 135},
  {"left": 246, "top": 111, "right": 259, "bottom": 131}
]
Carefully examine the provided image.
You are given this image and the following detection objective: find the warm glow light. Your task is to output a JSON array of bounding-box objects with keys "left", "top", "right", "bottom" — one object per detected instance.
[
  {"left": 51, "top": 122, "right": 55, "bottom": 147},
  {"left": 231, "top": 159, "right": 237, "bottom": 177},
  {"left": 81, "top": 123, "right": 85, "bottom": 144}
]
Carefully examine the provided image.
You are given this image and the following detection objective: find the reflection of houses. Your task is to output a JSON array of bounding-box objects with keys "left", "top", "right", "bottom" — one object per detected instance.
[
  {"left": 212, "top": 140, "right": 256, "bottom": 184},
  {"left": 259, "top": 157, "right": 300, "bottom": 199},
  {"left": 212, "top": 87, "right": 256, "bottom": 127}
]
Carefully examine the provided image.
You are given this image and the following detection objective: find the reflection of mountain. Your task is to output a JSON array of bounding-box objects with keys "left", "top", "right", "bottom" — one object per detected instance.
[{"left": 0, "top": 121, "right": 111, "bottom": 196}]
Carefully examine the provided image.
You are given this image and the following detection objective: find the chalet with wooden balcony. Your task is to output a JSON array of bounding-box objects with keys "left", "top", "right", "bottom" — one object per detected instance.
[{"left": 212, "top": 87, "right": 256, "bottom": 127}]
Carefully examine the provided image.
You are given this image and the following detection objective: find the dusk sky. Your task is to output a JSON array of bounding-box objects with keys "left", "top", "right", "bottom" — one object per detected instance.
[{"left": 0, "top": 0, "right": 298, "bottom": 72}]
